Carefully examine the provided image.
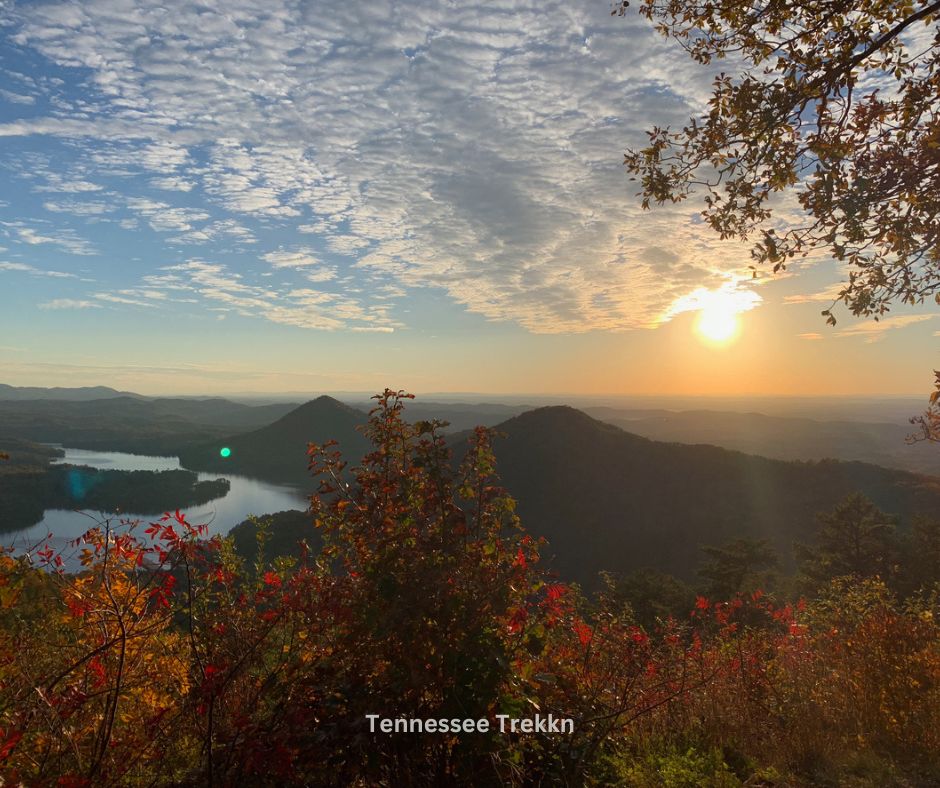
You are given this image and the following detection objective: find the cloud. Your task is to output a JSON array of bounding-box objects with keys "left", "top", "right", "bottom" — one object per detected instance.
[
  {"left": 663, "top": 283, "right": 762, "bottom": 323},
  {"left": 39, "top": 298, "right": 102, "bottom": 310},
  {"left": 0, "top": 222, "right": 96, "bottom": 255},
  {"left": 43, "top": 200, "right": 115, "bottom": 216},
  {"left": 835, "top": 314, "right": 934, "bottom": 343},
  {"left": 120, "top": 259, "right": 402, "bottom": 332},
  {"left": 0, "top": 358, "right": 405, "bottom": 392},
  {"left": 0, "top": 88, "right": 36, "bottom": 105},
  {"left": 261, "top": 248, "right": 337, "bottom": 281},
  {"left": 150, "top": 176, "right": 196, "bottom": 192},
  {"left": 783, "top": 284, "right": 845, "bottom": 304},
  {"left": 798, "top": 332, "right": 824, "bottom": 340},
  {"left": 33, "top": 175, "right": 103, "bottom": 193},
  {"left": 126, "top": 197, "right": 210, "bottom": 232},
  {"left": 303, "top": 268, "right": 337, "bottom": 284},
  {"left": 138, "top": 142, "right": 191, "bottom": 171},
  {"left": 262, "top": 248, "right": 323, "bottom": 269},
  {"left": 327, "top": 234, "right": 371, "bottom": 255},
  {"left": 0, "top": 261, "right": 77, "bottom": 278},
  {"left": 170, "top": 219, "right": 256, "bottom": 246},
  {"left": 4, "top": 0, "right": 754, "bottom": 332},
  {"left": 93, "top": 292, "right": 159, "bottom": 307}
]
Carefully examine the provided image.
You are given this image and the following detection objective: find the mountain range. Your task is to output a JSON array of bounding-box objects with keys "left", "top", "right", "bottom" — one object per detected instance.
[
  {"left": 3, "top": 384, "right": 935, "bottom": 476},
  {"left": 6, "top": 385, "right": 940, "bottom": 584},
  {"left": 175, "top": 395, "right": 940, "bottom": 583},
  {"left": 0, "top": 395, "right": 297, "bottom": 455},
  {"left": 0, "top": 384, "right": 144, "bottom": 401},
  {"left": 586, "top": 406, "right": 940, "bottom": 477}
]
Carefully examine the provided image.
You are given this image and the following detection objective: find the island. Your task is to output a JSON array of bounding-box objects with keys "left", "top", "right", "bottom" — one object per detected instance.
[{"left": 0, "top": 438, "right": 230, "bottom": 533}]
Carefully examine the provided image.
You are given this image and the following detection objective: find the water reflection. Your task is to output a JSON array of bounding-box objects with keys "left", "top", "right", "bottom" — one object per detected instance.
[{"left": 11, "top": 448, "right": 309, "bottom": 554}]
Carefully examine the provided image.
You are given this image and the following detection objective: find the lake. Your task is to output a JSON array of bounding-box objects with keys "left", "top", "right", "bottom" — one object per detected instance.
[{"left": 7, "top": 447, "right": 310, "bottom": 555}]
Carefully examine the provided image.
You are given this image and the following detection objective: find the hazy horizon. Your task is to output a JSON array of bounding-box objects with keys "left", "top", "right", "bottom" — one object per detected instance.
[
  {"left": 0, "top": 380, "right": 927, "bottom": 402},
  {"left": 1, "top": 380, "right": 929, "bottom": 427}
]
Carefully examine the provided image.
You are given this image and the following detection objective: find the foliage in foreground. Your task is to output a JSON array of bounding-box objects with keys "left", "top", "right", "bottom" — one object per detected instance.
[{"left": 1, "top": 391, "right": 940, "bottom": 786}]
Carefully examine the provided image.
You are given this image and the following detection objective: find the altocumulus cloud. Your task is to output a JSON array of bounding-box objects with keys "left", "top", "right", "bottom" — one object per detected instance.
[
  {"left": 39, "top": 299, "right": 102, "bottom": 310},
  {"left": 3, "top": 0, "right": 763, "bottom": 333}
]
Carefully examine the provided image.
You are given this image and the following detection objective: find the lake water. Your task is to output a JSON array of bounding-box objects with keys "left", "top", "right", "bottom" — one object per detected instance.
[{"left": 7, "top": 447, "right": 309, "bottom": 555}]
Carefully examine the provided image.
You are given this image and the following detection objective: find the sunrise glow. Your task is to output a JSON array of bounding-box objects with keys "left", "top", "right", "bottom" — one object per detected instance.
[{"left": 695, "top": 301, "right": 741, "bottom": 345}]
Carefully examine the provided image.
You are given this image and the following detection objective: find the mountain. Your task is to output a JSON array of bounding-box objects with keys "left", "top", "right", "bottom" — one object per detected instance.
[
  {"left": 0, "top": 384, "right": 144, "bottom": 401},
  {"left": 0, "top": 396, "right": 299, "bottom": 455},
  {"left": 586, "top": 406, "right": 940, "bottom": 477},
  {"left": 142, "top": 397, "right": 298, "bottom": 429},
  {"left": 0, "top": 396, "right": 297, "bottom": 429},
  {"left": 361, "top": 401, "right": 532, "bottom": 432},
  {"left": 178, "top": 396, "right": 370, "bottom": 484},
  {"left": 471, "top": 407, "right": 940, "bottom": 585}
]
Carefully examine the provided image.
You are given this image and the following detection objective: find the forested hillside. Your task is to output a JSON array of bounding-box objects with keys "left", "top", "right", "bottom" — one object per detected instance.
[
  {"left": 0, "top": 396, "right": 297, "bottom": 455},
  {"left": 462, "top": 407, "right": 940, "bottom": 582},
  {"left": 178, "top": 396, "right": 370, "bottom": 484}
]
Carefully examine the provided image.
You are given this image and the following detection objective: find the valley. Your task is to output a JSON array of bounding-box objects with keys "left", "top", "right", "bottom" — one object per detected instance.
[{"left": 4, "top": 385, "right": 940, "bottom": 585}]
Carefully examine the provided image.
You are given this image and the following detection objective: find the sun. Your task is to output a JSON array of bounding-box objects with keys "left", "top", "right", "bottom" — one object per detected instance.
[
  {"left": 667, "top": 284, "right": 759, "bottom": 347},
  {"left": 696, "top": 305, "right": 740, "bottom": 344},
  {"left": 693, "top": 291, "right": 746, "bottom": 346}
]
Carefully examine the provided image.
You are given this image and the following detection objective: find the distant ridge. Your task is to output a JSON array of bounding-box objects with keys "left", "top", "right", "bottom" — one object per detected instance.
[
  {"left": 0, "top": 384, "right": 144, "bottom": 401},
  {"left": 585, "top": 406, "right": 940, "bottom": 477},
  {"left": 178, "top": 396, "right": 370, "bottom": 484},
  {"left": 470, "top": 406, "right": 940, "bottom": 585},
  {"left": 0, "top": 394, "right": 299, "bottom": 455}
]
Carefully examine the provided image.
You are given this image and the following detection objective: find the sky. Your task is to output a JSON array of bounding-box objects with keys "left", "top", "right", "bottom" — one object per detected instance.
[{"left": 0, "top": 0, "right": 936, "bottom": 398}]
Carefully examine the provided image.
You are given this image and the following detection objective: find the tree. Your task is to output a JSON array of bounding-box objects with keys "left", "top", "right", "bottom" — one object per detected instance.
[
  {"left": 908, "top": 370, "right": 940, "bottom": 442},
  {"left": 904, "top": 514, "right": 940, "bottom": 591},
  {"left": 796, "top": 492, "right": 899, "bottom": 586},
  {"left": 284, "top": 390, "right": 555, "bottom": 784},
  {"left": 597, "top": 568, "right": 695, "bottom": 630},
  {"left": 697, "top": 538, "right": 778, "bottom": 599},
  {"left": 620, "top": 0, "right": 940, "bottom": 317}
]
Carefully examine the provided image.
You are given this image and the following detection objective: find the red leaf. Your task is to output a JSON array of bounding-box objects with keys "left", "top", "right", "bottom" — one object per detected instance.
[{"left": 0, "top": 728, "right": 21, "bottom": 761}]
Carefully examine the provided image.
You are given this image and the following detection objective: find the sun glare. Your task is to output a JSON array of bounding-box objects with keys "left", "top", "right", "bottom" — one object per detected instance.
[
  {"left": 667, "top": 285, "right": 760, "bottom": 348},
  {"left": 696, "top": 305, "right": 740, "bottom": 344},
  {"left": 691, "top": 289, "right": 752, "bottom": 346}
]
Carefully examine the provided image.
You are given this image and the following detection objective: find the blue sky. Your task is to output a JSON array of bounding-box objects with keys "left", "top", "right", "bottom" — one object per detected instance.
[{"left": 0, "top": 0, "right": 935, "bottom": 397}]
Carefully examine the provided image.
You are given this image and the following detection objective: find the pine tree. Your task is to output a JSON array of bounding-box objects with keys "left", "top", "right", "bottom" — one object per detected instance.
[{"left": 796, "top": 493, "right": 898, "bottom": 587}]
